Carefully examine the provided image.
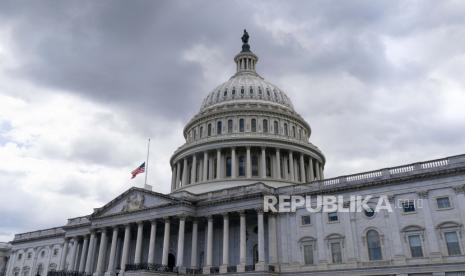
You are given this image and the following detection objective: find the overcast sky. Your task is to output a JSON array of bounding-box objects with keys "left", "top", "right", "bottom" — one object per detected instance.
[{"left": 1, "top": 0, "right": 465, "bottom": 242}]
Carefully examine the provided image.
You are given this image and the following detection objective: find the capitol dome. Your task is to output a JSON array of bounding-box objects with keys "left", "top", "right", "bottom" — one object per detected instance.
[{"left": 170, "top": 30, "right": 325, "bottom": 194}]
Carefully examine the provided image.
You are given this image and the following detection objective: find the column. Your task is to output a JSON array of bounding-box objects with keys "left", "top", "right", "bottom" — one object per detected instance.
[
  {"left": 147, "top": 221, "right": 157, "bottom": 264},
  {"left": 134, "top": 222, "right": 143, "bottom": 264},
  {"left": 44, "top": 246, "right": 53, "bottom": 276},
  {"left": 246, "top": 147, "right": 252, "bottom": 178},
  {"left": 289, "top": 152, "right": 294, "bottom": 181},
  {"left": 453, "top": 185, "right": 465, "bottom": 226},
  {"left": 96, "top": 230, "right": 108, "bottom": 275},
  {"left": 175, "top": 162, "right": 181, "bottom": 189},
  {"left": 68, "top": 239, "right": 78, "bottom": 271},
  {"left": 171, "top": 166, "right": 176, "bottom": 191},
  {"left": 181, "top": 158, "right": 188, "bottom": 186},
  {"left": 106, "top": 227, "right": 119, "bottom": 275},
  {"left": 231, "top": 148, "right": 236, "bottom": 178},
  {"left": 387, "top": 196, "right": 405, "bottom": 263},
  {"left": 418, "top": 191, "right": 441, "bottom": 261},
  {"left": 220, "top": 214, "right": 229, "bottom": 273},
  {"left": 216, "top": 149, "right": 221, "bottom": 179},
  {"left": 315, "top": 211, "right": 327, "bottom": 267},
  {"left": 203, "top": 216, "right": 213, "bottom": 273},
  {"left": 59, "top": 238, "right": 69, "bottom": 270},
  {"left": 191, "top": 155, "right": 197, "bottom": 183},
  {"left": 176, "top": 216, "right": 186, "bottom": 269},
  {"left": 268, "top": 214, "right": 278, "bottom": 264},
  {"left": 275, "top": 149, "right": 281, "bottom": 179},
  {"left": 162, "top": 218, "right": 171, "bottom": 266},
  {"left": 261, "top": 147, "right": 266, "bottom": 178},
  {"left": 320, "top": 164, "right": 324, "bottom": 179},
  {"left": 5, "top": 251, "right": 16, "bottom": 276},
  {"left": 203, "top": 152, "right": 208, "bottom": 181},
  {"left": 237, "top": 211, "right": 247, "bottom": 272},
  {"left": 190, "top": 219, "right": 199, "bottom": 268},
  {"left": 120, "top": 225, "right": 131, "bottom": 273},
  {"left": 308, "top": 158, "right": 315, "bottom": 181},
  {"left": 256, "top": 210, "right": 265, "bottom": 271},
  {"left": 299, "top": 154, "right": 306, "bottom": 182},
  {"left": 315, "top": 162, "right": 321, "bottom": 180},
  {"left": 78, "top": 236, "right": 89, "bottom": 273}
]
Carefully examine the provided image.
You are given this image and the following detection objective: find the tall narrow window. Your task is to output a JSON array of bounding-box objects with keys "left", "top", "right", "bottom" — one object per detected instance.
[
  {"left": 266, "top": 156, "right": 271, "bottom": 177},
  {"left": 330, "top": 242, "right": 342, "bottom": 263},
  {"left": 238, "top": 156, "right": 245, "bottom": 176},
  {"left": 213, "top": 158, "right": 217, "bottom": 178},
  {"left": 193, "top": 129, "right": 197, "bottom": 140},
  {"left": 445, "top": 232, "right": 461, "bottom": 256},
  {"left": 251, "top": 119, "right": 257, "bottom": 132},
  {"left": 303, "top": 245, "right": 313, "bottom": 265},
  {"left": 274, "top": 121, "right": 279, "bottom": 134},
  {"left": 251, "top": 155, "right": 259, "bottom": 176},
  {"left": 228, "top": 119, "right": 233, "bottom": 133},
  {"left": 263, "top": 119, "right": 268, "bottom": 133},
  {"left": 408, "top": 235, "right": 423, "bottom": 257},
  {"left": 367, "top": 230, "right": 382, "bottom": 260},
  {"left": 200, "top": 126, "right": 203, "bottom": 138},
  {"left": 208, "top": 124, "right": 212, "bottom": 137},
  {"left": 293, "top": 126, "right": 296, "bottom": 137},
  {"left": 217, "top": 121, "right": 222, "bottom": 135},
  {"left": 226, "top": 157, "right": 232, "bottom": 177},
  {"left": 239, "top": 119, "right": 245, "bottom": 132},
  {"left": 284, "top": 123, "right": 288, "bottom": 136}
]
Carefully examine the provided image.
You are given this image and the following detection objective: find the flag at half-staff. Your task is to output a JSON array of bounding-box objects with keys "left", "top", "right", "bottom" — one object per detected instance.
[{"left": 131, "top": 162, "right": 145, "bottom": 179}]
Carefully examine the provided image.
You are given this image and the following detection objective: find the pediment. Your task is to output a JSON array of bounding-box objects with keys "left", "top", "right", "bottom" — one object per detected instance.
[{"left": 92, "top": 187, "right": 179, "bottom": 218}]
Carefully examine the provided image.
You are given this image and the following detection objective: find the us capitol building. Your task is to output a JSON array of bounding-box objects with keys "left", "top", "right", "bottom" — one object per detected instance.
[{"left": 3, "top": 31, "right": 465, "bottom": 276}]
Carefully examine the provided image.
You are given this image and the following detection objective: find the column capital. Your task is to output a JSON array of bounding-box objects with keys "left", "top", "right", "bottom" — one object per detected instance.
[
  {"left": 387, "top": 194, "right": 395, "bottom": 203},
  {"left": 207, "top": 215, "right": 214, "bottom": 221},
  {"left": 222, "top": 212, "right": 229, "bottom": 218},
  {"left": 136, "top": 220, "right": 144, "bottom": 225},
  {"left": 239, "top": 210, "right": 247, "bottom": 216},
  {"left": 164, "top": 217, "right": 171, "bottom": 222},
  {"left": 453, "top": 185, "right": 465, "bottom": 194},
  {"left": 178, "top": 214, "right": 187, "bottom": 220},
  {"left": 417, "top": 190, "right": 429, "bottom": 198},
  {"left": 150, "top": 219, "right": 157, "bottom": 224},
  {"left": 256, "top": 208, "right": 264, "bottom": 214}
]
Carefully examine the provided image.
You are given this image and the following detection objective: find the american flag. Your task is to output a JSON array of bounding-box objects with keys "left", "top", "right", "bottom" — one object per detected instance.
[{"left": 131, "top": 162, "right": 145, "bottom": 179}]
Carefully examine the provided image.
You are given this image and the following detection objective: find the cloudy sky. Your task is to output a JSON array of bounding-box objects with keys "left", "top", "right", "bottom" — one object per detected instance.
[{"left": 1, "top": 0, "right": 465, "bottom": 241}]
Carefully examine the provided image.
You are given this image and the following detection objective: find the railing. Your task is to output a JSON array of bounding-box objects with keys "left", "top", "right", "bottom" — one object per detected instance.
[
  {"left": 47, "top": 271, "right": 88, "bottom": 276},
  {"left": 209, "top": 267, "right": 219, "bottom": 274},
  {"left": 125, "top": 263, "right": 171, "bottom": 272},
  {"left": 186, "top": 268, "right": 202, "bottom": 274},
  {"left": 15, "top": 227, "right": 65, "bottom": 241},
  {"left": 226, "top": 266, "right": 237, "bottom": 273},
  {"left": 245, "top": 264, "right": 255, "bottom": 272}
]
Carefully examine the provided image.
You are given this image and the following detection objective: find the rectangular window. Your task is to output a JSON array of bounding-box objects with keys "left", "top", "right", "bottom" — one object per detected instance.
[
  {"left": 303, "top": 244, "right": 313, "bottom": 265},
  {"left": 445, "top": 232, "right": 462, "bottom": 256},
  {"left": 330, "top": 242, "right": 342, "bottom": 263},
  {"left": 436, "top": 197, "right": 451, "bottom": 209},
  {"left": 239, "top": 119, "right": 245, "bottom": 132},
  {"left": 402, "top": 200, "right": 416, "bottom": 213},
  {"left": 328, "top": 212, "right": 338, "bottom": 222},
  {"left": 228, "top": 120, "right": 233, "bottom": 133},
  {"left": 301, "top": 215, "right": 311, "bottom": 225},
  {"left": 18, "top": 254, "right": 22, "bottom": 260},
  {"left": 408, "top": 235, "right": 423, "bottom": 257}
]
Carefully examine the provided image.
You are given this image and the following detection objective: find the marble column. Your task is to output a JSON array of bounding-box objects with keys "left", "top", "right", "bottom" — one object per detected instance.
[
  {"left": 453, "top": 185, "right": 465, "bottom": 227},
  {"left": 120, "top": 225, "right": 131, "bottom": 273},
  {"left": 289, "top": 152, "right": 295, "bottom": 181},
  {"left": 386, "top": 196, "right": 405, "bottom": 264},
  {"left": 275, "top": 149, "right": 281, "bottom": 179},
  {"left": 246, "top": 147, "right": 252, "bottom": 178},
  {"left": 237, "top": 211, "right": 247, "bottom": 272},
  {"left": 216, "top": 149, "right": 221, "bottom": 179},
  {"left": 96, "top": 230, "right": 108, "bottom": 276},
  {"left": 147, "top": 221, "right": 157, "bottom": 264},
  {"left": 261, "top": 147, "right": 266, "bottom": 178},
  {"left": 106, "top": 227, "right": 119, "bottom": 275},
  {"left": 171, "top": 166, "right": 176, "bottom": 191},
  {"left": 299, "top": 154, "right": 306, "bottom": 182},
  {"left": 268, "top": 214, "right": 278, "bottom": 264},
  {"left": 203, "top": 216, "right": 214, "bottom": 273},
  {"left": 320, "top": 164, "right": 324, "bottom": 179},
  {"left": 315, "top": 162, "right": 321, "bottom": 180},
  {"left": 68, "top": 239, "right": 78, "bottom": 271},
  {"left": 78, "top": 236, "right": 89, "bottom": 273},
  {"left": 308, "top": 158, "right": 315, "bottom": 181},
  {"left": 176, "top": 216, "right": 186, "bottom": 269},
  {"left": 256, "top": 210, "right": 265, "bottom": 271},
  {"left": 203, "top": 152, "right": 208, "bottom": 181},
  {"left": 134, "top": 222, "right": 143, "bottom": 264},
  {"left": 191, "top": 155, "right": 197, "bottom": 183},
  {"left": 85, "top": 232, "right": 96, "bottom": 274},
  {"left": 175, "top": 162, "right": 181, "bottom": 189},
  {"left": 162, "top": 218, "right": 171, "bottom": 266},
  {"left": 315, "top": 211, "right": 327, "bottom": 267},
  {"left": 190, "top": 219, "right": 199, "bottom": 268},
  {"left": 231, "top": 148, "right": 236, "bottom": 178},
  {"left": 182, "top": 158, "right": 188, "bottom": 186},
  {"left": 418, "top": 191, "right": 442, "bottom": 262},
  {"left": 59, "top": 238, "right": 70, "bottom": 271},
  {"left": 220, "top": 214, "right": 229, "bottom": 273}
]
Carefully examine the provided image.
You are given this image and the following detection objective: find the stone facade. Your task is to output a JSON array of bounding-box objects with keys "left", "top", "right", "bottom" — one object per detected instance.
[{"left": 4, "top": 33, "right": 465, "bottom": 276}]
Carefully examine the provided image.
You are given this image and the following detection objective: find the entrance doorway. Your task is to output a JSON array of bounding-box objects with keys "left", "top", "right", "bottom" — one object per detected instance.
[{"left": 168, "top": 253, "right": 176, "bottom": 271}]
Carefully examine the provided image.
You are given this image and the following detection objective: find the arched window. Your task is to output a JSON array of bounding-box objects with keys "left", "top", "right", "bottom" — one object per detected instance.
[
  {"left": 239, "top": 119, "right": 245, "bottom": 132},
  {"left": 274, "top": 121, "right": 279, "bottom": 134},
  {"left": 228, "top": 119, "right": 233, "bottom": 133},
  {"left": 251, "top": 155, "right": 259, "bottom": 176},
  {"left": 224, "top": 89, "right": 228, "bottom": 97},
  {"left": 193, "top": 129, "right": 197, "bottom": 140},
  {"left": 367, "top": 230, "right": 382, "bottom": 260},
  {"left": 238, "top": 156, "right": 245, "bottom": 176},
  {"left": 251, "top": 119, "right": 257, "bottom": 132},
  {"left": 249, "top": 87, "right": 253, "bottom": 96},
  {"left": 263, "top": 119, "right": 268, "bottom": 133},
  {"left": 217, "top": 121, "right": 222, "bottom": 135},
  {"left": 207, "top": 124, "right": 212, "bottom": 137},
  {"left": 284, "top": 123, "right": 288, "bottom": 136},
  {"left": 226, "top": 157, "right": 232, "bottom": 177},
  {"left": 200, "top": 126, "right": 203, "bottom": 138},
  {"left": 232, "top": 88, "right": 236, "bottom": 97}
]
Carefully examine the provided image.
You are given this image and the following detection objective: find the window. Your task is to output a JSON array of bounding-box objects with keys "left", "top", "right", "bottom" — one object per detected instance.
[
  {"left": 213, "top": 158, "right": 217, "bottom": 178},
  {"left": 292, "top": 126, "right": 296, "bottom": 137},
  {"left": 284, "top": 123, "right": 288, "bottom": 136},
  {"left": 226, "top": 157, "right": 232, "bottom": 177},
  {"left": 263, "top": 119, "right": 268, "bottom": 133},
  {"left": 364, "top": 207, "right": 375, "bottom": 218},
  {"left": 193, "top": 129, "right": 197, "bottom": 140},
  {"left": 402, "top": 200, "right": 416, "bottom": 213},
  {"left": 18, "top": 254, "right": 22, "bottom": 260},
  {"left": 238, "top": 156, "right": 245, "bottom": 176},
  {"left": 408, "top": 235, "right": 423, "bottom": 257},
  {"left": 330, "top": 242, "right": 342, "bottom": 263},
  {"left": 367, "top": 230, "right": 382, "bottom": 260},
  {"left": 27, "top": 252, "right": 32, "bottom": 259},
  {"left": 41, "top": 251, "right": 45, "bottom": 258},
  {"left": 328, "top": 212, "right": 338, "bottom": 222},
  {"left": 437, "top": 197, "right": 451, "bottom": 209},
  {"left": 217, "top": 121, "right": 222, "bottom": 135},
  {"left": 301, "top": 215, "right": 311, "bottom": 225},
  {"left": 239, "top": 119, "right": 245, "bottom": 132},
  {"left": 445, "top": 232, "right": 461, "bottom": 256},
  {"left": 303, "top": 244, "right": 314, "bottom": 264},
  {"left": 227, "top": 119, "right": 233, "bottom": 133},
  {"left": 251, "top": 155, "right": 259, "bottom": 176},
  {"left": 53, "top": 249, "right": 59, "bottom": 256},
  {"left": 251, "top": 119, "right": 257, "bottom": 132},
  {"left": 207, "top": 124, "right": 212, "bottom": 136},
  {"left": 266, "top": 156, "right": 271, "bottom": 177},
  {"left": 199, "top": 126, "right": 203, "bottom": 138},
  {"left": 274, "top": 121, "right": 279, "bottom": 134}
]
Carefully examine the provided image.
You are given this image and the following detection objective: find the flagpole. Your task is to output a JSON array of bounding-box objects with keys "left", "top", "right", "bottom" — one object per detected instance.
[{"left": 144, "top": 138, "right": 150, "bottom": 187}]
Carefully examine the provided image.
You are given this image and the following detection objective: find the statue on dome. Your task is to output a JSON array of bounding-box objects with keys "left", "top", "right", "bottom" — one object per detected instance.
[{"left": 241, "top": 29, "right": 251, "bottom": 52}]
